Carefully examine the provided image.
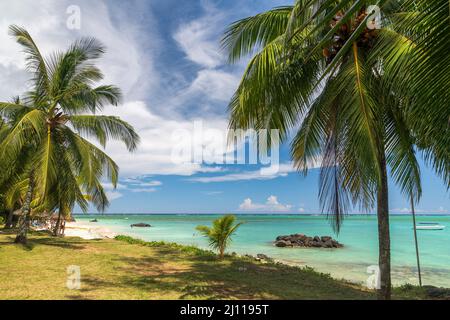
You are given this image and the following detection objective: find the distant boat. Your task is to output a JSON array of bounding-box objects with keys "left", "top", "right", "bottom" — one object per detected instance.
[{"left": 416, "top": 223, "right": 445, "bottom": 230}]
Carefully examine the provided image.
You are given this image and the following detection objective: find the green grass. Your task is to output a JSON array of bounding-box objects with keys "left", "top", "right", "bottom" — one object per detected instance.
[{"left": 0, "top": 230, "right": 426, "bottom": 300}]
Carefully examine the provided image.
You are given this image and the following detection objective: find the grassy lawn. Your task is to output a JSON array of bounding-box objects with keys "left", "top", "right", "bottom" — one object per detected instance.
[{"left": 0, "top": 230, "right": 424, "bottom": 300}]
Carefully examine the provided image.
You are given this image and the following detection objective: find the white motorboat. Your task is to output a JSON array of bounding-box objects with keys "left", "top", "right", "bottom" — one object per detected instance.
[{"left": 415, "top": 223, "right": 446, "bottom": 230}]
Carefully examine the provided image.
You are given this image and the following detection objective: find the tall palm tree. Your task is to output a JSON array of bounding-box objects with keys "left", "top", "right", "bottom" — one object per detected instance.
[
  {"left": 0, "top": 101, "right": 30, "bottom": 229},
  {"left": 220, "top": 1, "right": 445, "bottom": 299},
  {"left": 0, "top": 26, "right": 140, "bottom": 244},
  {"left": 196, "top": 215, "right": 243, "bottom": 259}
]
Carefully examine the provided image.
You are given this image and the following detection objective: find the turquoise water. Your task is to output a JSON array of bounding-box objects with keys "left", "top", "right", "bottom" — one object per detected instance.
[{"left": 74, "top": 214, "right": 450, "bottom": 287}]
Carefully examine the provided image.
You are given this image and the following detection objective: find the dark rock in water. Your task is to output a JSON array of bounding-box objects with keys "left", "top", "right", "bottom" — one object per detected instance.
[
  {"left": 332, "top": 240, "right": 344, "bottom": 248},
  {"left": 311, "top": 241, "right": 322, "bottom": 248},
  {"left": 275, "top": 240, "right": 289, "bottom": 247},
  {"left": 323, "top": 240, "right": 333, "bottom": 248},
  {"left": 130, "top": 223, "right": 152, "bottom": 228},
  {"left": 90, "top": 219, "right": 98, "bottom": 223},
  {"left": 274, "top": 234, "right": 343, "bottom": 248}
]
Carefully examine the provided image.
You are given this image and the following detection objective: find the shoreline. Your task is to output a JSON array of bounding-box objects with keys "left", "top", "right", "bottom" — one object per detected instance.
[
  {"left": 64, "top": 225, "right": 365, "bottom": 286},
  {"left": 64, "top": 222, "right": 118, "bottom": 240},
  {"left": 65, "top": 218, "right": 449, "bottom": 289}
]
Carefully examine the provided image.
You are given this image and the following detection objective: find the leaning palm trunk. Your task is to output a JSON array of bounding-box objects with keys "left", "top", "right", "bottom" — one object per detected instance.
[
  {"left": 4, "top": 209, "right": 14, "bottom": 229},
  {"left": 376, "top": 149, "right": 391, "bottom": 300},
  {"left": 410, "top": 196, "right": 422, "bottom": 286},
  {"left": 53, "top": 211, "right": 62, "bottom": 237},
  {"left": 14, "top": 175, "right": 34, "bottom": 244}
]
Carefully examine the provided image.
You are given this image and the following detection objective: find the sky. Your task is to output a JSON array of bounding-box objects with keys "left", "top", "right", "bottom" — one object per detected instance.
[{"left": 0, "top": 0, "right": 448, "bottom": 214}]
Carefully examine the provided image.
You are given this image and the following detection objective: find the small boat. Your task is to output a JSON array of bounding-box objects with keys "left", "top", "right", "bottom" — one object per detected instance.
[
  {"left": 90, "top": 219, "right": 98, "bottom": 223},
  {"left": 415, "top": 223, "right": 445, "bottom": 230}
]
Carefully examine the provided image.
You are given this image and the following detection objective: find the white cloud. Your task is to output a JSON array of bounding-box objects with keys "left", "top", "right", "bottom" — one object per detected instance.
[
  {"left": 0, "top": 1, "right": 289, "bottom": 183},
  {"left": 125, "top": 179, "right": 163, "bottom": 187},
  {"left": 190, "top": 70, "right": 238, "bottom": 101},
  {"left": 172, "top": 69, "right": 240, "bottom": 107},
  {"left": 390, "top": 207, "right": 448, "bottom": 214},
  {"left": 188, "top": 161, "right": 321, "bottom": 183},
  {"left": 130, "top": 188, "right": 157, "bottom": 193},
  {"left": 100, "top": 101, "right": 232, "bottom": 176},
  {"left": 0, "top": 0, "right": 159, "bottom": 102},
  {"left": 102, "top": 182, "right": 128, "bottom": 190},
  {"left": 203, "top": 191, "right": 223, "bottom": 195},
  {"left": 167, "top": 1, "right": 243, "bottom": 116},
  {"left": 103, "top": 177, "right": 161, "bottom": 194},
  {"left": 239, "top": 195, "right": 293, "bottom": 212},
  {"left": 105, "top": 191, "right": 123, "bottom": 201},
  {"left": 0, "top": 1, "right": 206, "bottom": 179},
  {"left": 173, "top": 3, "right": 224, "bottom": 68}
]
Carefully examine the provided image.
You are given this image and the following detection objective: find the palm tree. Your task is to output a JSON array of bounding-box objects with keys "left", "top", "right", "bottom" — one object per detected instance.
[
  {"left": 196, "top": 215, "right": 243, "bottom": 259},
  {"left": 0, "top": 26, "right": 140, "bottom": 243},
  {"left": 220, "top": 1, "right": 447, "bottom": 299},
  {"left": 0, "top": 104, "right": 30, "bottom": 229}
]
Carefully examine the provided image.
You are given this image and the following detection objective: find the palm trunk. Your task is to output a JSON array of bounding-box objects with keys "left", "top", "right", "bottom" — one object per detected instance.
[
  {"left": 5, "top": 209, "right": 14, "bottom": 229},
  {"left": 14, "top": 176, "right": 34, "bottom": 244},
  {"left": 376, "top": 149, "right": 391, "bottom": 300},
  {"left": 53, "top": 211, "right": 62, "bottom": 237},
  {"left": 411, "top": 197, "right": 422, "bottom": 286}
]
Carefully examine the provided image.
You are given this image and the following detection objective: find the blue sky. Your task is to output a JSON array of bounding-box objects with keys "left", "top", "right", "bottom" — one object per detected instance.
[{"left": 0, "top": 0, "right": 448, "bottom": 214}]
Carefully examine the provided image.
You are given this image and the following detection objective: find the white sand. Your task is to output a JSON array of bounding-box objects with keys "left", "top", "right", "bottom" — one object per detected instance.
[{"left": 64, "top": 222, "right": 117, "bottom": 240}]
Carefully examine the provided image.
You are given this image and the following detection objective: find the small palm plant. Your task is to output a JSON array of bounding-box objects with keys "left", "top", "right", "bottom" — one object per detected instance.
[{"left": 196, "top": 215, "right": 243, "bottom": 259}]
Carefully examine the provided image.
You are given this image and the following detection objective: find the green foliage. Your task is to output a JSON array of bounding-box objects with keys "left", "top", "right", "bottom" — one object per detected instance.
[
  {"left": 196, "top": 215, "right": 243, "bottom": 258},
  {"left": 393, "top": 284, "right": 427, "bottom": 299},
  {"left": 0, "top": 26, "right": 140, "bottom": 225},
  {"left": 114, "top": 235, "right": 213, "bottom": 256}
]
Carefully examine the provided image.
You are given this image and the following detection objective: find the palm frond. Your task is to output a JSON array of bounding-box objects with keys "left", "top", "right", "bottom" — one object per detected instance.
[
  {"left": 69, "top": 115, "right": 139, "bottom": 151},
  {"left": 222, "top": 6, "right": 293, "bottom": 63}
]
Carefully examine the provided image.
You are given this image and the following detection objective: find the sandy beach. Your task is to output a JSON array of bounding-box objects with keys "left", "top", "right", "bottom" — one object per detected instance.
[{"left": 64, "top": 222, "right": 117, "bottom": 240}]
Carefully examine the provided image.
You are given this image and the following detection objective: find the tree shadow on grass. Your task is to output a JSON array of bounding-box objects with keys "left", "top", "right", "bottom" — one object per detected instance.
[
  {"left": 76, "top": 246, "right": 374, "bottom": 300},
  {"left": 0, "top": 234, "right": 88, "bottom": 251},
  {"left": 31, "top": 237, "right": 88, "bottom": 250}
]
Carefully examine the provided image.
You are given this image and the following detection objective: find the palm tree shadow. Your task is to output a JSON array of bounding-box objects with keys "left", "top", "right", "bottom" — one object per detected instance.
[
  {"left": 108, "top": 247, "right": 373, "bottom": 300},
  {"left": 0, "top": 235, "right": 87, "bottom": 251},
  {"left": 31, "top": 238, "right": 87, "bottom": 250}
]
